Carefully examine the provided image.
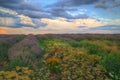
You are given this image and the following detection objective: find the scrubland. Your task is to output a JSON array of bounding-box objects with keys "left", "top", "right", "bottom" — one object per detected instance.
[{"left": 0, "top": 34, "right": 120, "bottom": 80}]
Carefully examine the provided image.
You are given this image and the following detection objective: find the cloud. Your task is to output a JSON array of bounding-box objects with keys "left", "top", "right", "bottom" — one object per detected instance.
[
  {"left": 0, "top": 0, "right": 120, "bottom": 31},
  {"left": 0, "top": 7, "right": 47, "bottom": 28},
  {"left": 48, "top": 8, "right": 89, "bottom": 19},
  {"left": 1, "top": 0, "right": 115, "bottom": 21},
  {"left": 0, "top": 8, "right": 21, "bottom": 28},
  {"left": 91, "top": 25, "right": 120, "bottom": 30},
  {"left": 51, "top": 0, "right": 99, "bottom": 7},
  {"left": 0, "top": 0, "right": 46, "bottom": 19},
  {"left": 0, "top": 17, "right": 20, "bottom": 28},
  {"left": 95, "top": 0, "right": 120, "bottom": 9},
  {"left": 96, "top": 18, "right": 120, "bottom": 25},
  {"left": 0, "top": 15, "right": 47, "bottom": 28},
  {"left": 46, "top": 0, "right": 99, "bottom": 19},
  {"left": 32, "top": 19, "right": 48, "bottom": 28},
  {"left": 40, "top": 18, "right": 103, "bottom": 32},
  {"left": 17, "top": 10, "right": 52, "bottom": 19},
  {"left": 0, "top": 0, "right": 40, "bottom": 11},
  {"left": 0, "top": 0, "right": 120, "bottom": 20},
  {"left": 0, "top": 0, "right": 25, "bottom": 9}
]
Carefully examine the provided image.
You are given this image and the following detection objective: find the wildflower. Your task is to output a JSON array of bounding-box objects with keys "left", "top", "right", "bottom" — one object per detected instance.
[
  {"left": 46, "top": 57, "right": 60, "bottom": 64},
  {"left": 0, "top": 71, "right": 4, "bottom": 75},
  {"left": 16, "top": 66, "right": 21, "bottom": 71}
]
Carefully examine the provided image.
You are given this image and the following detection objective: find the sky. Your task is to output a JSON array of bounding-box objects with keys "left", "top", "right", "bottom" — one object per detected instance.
[{"left": 0, "top": 0, "right": 120, "bottom": 34}]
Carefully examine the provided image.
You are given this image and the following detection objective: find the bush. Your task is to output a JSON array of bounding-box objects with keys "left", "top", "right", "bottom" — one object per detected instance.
[
  {"left": 15, "top": 35, "right": 25, "bottom": 43},
  {"left": 70, "top": 40, "right": 102, "bottom": 54},
  {"left": 39, "top": 38, "right": 69, "bottom": 51},
  {"left": 103, "top": 53, "right": 120, "bottom": 80},
  {"left": 46, "top": 57, "right": 61, "bottom": 74},
  {"left": 42, "top": 46, "right": 109, "bottom": 80},
  {"left": 5, "top": 57, "right": 31, "bottom": 70},
  {"left": 0, "top": 42, "right": 10, "bottom": 60}
]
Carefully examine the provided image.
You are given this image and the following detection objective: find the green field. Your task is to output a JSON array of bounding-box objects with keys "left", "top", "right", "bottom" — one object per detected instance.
[{"left": 0, "top": 34, "right": 120, "bottom": 80}]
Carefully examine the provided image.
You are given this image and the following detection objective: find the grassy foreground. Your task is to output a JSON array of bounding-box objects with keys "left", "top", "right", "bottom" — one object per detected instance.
[{"left": 0, "top": 34, "right": 120, "bottom": 80}]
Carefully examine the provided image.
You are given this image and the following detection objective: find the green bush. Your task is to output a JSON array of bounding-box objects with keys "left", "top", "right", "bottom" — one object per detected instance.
[
  {"left": 69, "top": 41, "right": 80, "bottom": 47},
  {"left": 46, "top": 57, "right": 61, "bottom": 74},
  {"left": 15, "top": 35, "right": 25, "bottom": 43},
  {"left": 5, "top": 57, "right": 30, "bottom": 70},
  {"left": 0, "top": 42, "right": 10, "bottom": 60},
  {"left": 103, "top": 53, "right": 120, "bottom": 80},
  {"left": 70, "top": 40, "right": 102, "bottom": 54},
  {"left": 39, "top": 38, "right": 69, "bottom": 51}
]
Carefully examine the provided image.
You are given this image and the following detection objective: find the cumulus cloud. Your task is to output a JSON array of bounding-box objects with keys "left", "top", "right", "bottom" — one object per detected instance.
[
  {"left": 0, "top": 0, "right": 94, "bottom": 19},
  {"left": 0, "top": 0, "right": 48, "bottom": 19},
  {"left": 0, "top": 0, "right": 50, "bottom": 28},
  {"left": 0, "top": 7, "right": 47, "bottom": 28},
  {"left": 46, "top": 0, "right": 98, "bottom": 19},
  {"left": 47, "top": 8, "right": 89, "bottom": 19},
  {"left": 0, "top": 0, "right": 120, "bottom": 20}
]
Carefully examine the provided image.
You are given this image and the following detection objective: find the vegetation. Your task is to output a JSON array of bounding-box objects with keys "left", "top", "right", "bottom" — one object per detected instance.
[
  {"left": 0, "top": 34, "right": 120, "bottom": 80},
  {"left": 0, "top": 42, "right": 10, "bottom": 60},
  {"left": 103, "top": 53, "right": 120, "bottom": 80}
]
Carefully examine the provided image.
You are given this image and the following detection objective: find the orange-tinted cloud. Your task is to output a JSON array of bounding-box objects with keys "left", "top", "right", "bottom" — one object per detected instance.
[{"left": 0, "top": 29, "right": 7, "bottom": 34}]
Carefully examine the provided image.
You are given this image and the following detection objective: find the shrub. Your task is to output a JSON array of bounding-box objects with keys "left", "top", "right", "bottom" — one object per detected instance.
[
  {"left": 46, "top": 57, "right": 61, "bottom": 74},
  {"left": 5, "top": 57, "right": 31, "bottom": 70},
  {"left": 103, "top": 53, "right": 120, "bottom": 80},
  {"left": 70, "top": 40, "right": 102, "bottom": 54},
  {"left": 39, "top": 38, "right": 69, "bottom": 51},
  {"left": 42, "top": 46, "right": 109, "bottom": 80},
  {"left": 0, "top": 42, "right": 10, "bottom": 60}
]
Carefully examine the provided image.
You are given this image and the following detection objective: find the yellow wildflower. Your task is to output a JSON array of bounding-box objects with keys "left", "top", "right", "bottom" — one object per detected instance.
[
  {"left": 0, "top": 71, "right": 5, "bottom": 75},
  {"left": 16, "top": 66, "right": 21, "bottom": 71}
]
